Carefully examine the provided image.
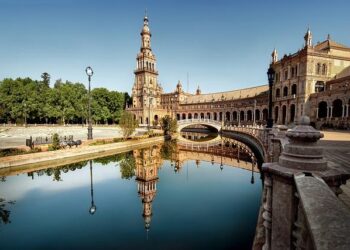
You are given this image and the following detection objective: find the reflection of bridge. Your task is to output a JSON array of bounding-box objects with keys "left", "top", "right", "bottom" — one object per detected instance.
[
  {"left": 176, "top": 118, "right": 268, "bottom": 162},
  {"left": 177, "top": 118, "right": 222, "bottom": 132}
]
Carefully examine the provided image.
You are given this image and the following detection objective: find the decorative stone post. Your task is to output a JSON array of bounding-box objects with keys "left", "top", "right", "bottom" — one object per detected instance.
[{"left": 258, "top": 116, "right": 349, "bottom": 250}]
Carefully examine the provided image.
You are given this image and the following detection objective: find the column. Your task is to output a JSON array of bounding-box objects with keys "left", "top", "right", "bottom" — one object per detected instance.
[
  {"left": 238, "top": 112, "right": 241, "bottom": 126},
  {"left": 326, "top": 106, "right": 329, "bottom": 119},
  {"left": 316, "top": 108, "right": 319, "bottom": 119},
  {"left": 346, "top": 104, "right": 349, "bottom": 118},
  {"left": 330, "top": 106, "right": 333, "bottom": 118},
  {"left": 342, "top": 105, "right": 345, "bottom": 118}
]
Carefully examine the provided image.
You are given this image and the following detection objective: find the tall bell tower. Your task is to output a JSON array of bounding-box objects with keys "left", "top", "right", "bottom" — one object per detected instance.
[{"left": 131, "top": 14, "right": 162, "bottom": 125}]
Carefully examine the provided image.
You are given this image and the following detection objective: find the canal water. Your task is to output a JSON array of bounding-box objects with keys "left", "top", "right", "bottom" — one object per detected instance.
[{"left": 0, "top": 138, "right": 262, "bottom": 249}]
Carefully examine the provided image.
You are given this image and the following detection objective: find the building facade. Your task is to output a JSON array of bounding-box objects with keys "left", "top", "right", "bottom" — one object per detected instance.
[{"left": 128, "top": 16, "right": 350, "bottom": 128}]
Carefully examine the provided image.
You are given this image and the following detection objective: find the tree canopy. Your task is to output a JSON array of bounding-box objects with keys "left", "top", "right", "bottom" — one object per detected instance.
[{"left": 0, "top": 76, "right": 130, "bottom": 124}]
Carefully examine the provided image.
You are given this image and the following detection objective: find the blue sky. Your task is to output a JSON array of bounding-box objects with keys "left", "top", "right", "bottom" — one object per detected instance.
[{"left": 1, "top": 0, "right": 349, "bottom": 94}]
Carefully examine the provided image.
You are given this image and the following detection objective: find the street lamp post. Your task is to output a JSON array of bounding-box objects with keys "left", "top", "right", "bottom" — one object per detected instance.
[
  {"left": 23, "top": 102, "right": 27, "bottom": 128},
  {"left": 267, "top": 66, "right": 275, "bottom": 128},
  {"left": 85, "top": 66, "right": 94, "bottom": 140}
]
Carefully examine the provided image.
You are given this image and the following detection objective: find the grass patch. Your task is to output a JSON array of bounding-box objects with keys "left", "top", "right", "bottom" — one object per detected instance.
[{"left": 0, "top": 147, "right": 42, "bottom": 157}]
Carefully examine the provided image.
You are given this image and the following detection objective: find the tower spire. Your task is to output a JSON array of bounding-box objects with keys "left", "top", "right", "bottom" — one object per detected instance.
[{"left": 304, "top": 26, "right": 312, "bottom": 47}]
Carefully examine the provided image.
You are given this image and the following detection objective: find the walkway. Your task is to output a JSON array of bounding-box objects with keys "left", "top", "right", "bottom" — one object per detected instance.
[{"left": 319, "top": 131, "right": 350, "bottom": 208}]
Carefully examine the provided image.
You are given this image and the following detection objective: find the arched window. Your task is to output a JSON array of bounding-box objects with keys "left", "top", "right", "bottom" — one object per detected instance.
[
  {"left": 200, "top": 113, "right": 204, "bottom": 119},
  {"left": 316, "top": 63, "right": 321, "bottom": 74},
  {"left": 188, "top": 113, "right": 192, "bottom": 119},
  {"left": 283, "top": 86, "right": 288, "bottom": 97},
  {"left": 291, "top": 84, "right": 297, "bottom": 95},
  {"left": 276, "top": 88, "right": 280, "bottom": 98},
  {"left": 322, "top": 64, "right": 327, "bottom": 75},
  {"left": 206, "top": 113, "right": 211, "bottom": 119},
  {"left": 332, "top": 99, "right": 343, "bottom": 117},
  {"left": 182, "top": 113, "right": 186, "bottom": 120},
  {"left": 194, "top": 113, "right": 198, "bottom": 119},
  {"left": 318, "top": 101, "right": 327, "bottom": 118},
  {"left": 315, "top": 81, "right": 325, "bottom": 93}
]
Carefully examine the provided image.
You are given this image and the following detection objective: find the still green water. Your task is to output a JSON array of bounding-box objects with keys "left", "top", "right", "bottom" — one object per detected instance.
[{"left": 0, "top": 140, "right": 261, "bottom": 249}]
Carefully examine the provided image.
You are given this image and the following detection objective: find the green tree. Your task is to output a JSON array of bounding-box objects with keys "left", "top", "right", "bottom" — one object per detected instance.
[
  {"left": 119, "top": 111, "right": 138, "bottom": 140},
  {"left": 41, "top": 72, "right": 50, "bottom": 87},
  {"left": 160, "top": 115, "right": 177, "bottom": 135}
]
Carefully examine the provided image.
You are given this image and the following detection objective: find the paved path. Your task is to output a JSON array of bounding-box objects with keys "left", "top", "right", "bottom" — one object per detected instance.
[
  {"left": 319, "top": 131, "right": 350, "bottom": 208},
  {"left": 0, "top": 126, "right": 147, "bottom": 148}
]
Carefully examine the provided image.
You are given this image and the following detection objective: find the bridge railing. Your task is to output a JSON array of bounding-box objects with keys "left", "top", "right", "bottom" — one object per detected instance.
[
  {"left": 222, "top": 124, "right": 269, "bottom": 148},
  {"left": 177, "top": 118, "right": 222, "bottom": 126}
]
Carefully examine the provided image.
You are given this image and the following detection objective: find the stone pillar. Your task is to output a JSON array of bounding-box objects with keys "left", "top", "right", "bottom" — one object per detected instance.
[
  {"left": 327, "top": 106, "right": 330, "bottom": 119},
  {"left": 342, "top": 105, "right": 345, "bottom": 118},
  {"left": 316, "top": 108, "right": 319, "bottom": 119},
  {"left": 330, "top": 106, "right": 333, "bottom": 118},
  {"left": 346, "top": 104, "right": 349, "bottom": 117}
]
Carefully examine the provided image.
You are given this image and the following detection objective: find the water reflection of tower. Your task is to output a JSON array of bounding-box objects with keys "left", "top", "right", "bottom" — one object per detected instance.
[{"left": 134, "top": 146, "right": 162, "bottom": 232}]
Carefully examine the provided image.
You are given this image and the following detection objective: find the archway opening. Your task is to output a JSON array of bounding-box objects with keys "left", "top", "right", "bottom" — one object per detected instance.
[
  {"left": 290, "top": 104, "right": 295, "bottom": 122},
  {"left": 247, "top": 110, "right": 252, "bottom": 121},
  {"left": 225, "top": 112, "right": 230, "bottom": 121},
  {"left": 282, "top": 105, "right": 287, "bottom": 124},
  {"left": 255, "top": 109, "right": 260, "bottom": 121},
  {"left": 232, "top": 111, "right": 237, "bottom": 121},
  {"left": 318, "top": 101, "right": 327, "bottom": 118},
  {"left": 274, "top": 106, "right": 279, "bottom": 123},
  {"left": 332, "top": 99, "right": 342, "bottom": 117}
]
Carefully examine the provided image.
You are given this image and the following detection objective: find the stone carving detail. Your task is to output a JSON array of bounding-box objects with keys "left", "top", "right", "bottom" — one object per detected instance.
[{"left": 262, "top": 175, "right": 272, "bottom": 250}]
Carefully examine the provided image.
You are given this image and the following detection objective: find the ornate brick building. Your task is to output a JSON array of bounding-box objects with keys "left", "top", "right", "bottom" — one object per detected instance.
[{"left": 128, "top": 16, "right": 350, "bottom": 128}]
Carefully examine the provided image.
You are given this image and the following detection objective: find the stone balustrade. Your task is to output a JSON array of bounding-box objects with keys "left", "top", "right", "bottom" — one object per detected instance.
[{"left": 253, "top": 116, "right": 350, "bottom": 250}]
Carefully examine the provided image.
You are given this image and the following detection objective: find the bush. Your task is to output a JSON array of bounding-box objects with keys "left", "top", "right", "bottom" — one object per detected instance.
[{"left": 49, "top": 133, "right": 60, "bottom": 151}]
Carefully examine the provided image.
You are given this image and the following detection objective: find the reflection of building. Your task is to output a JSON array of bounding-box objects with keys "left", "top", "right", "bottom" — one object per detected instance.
[
  {"left": 128, "top": 15, "right": 350, "bottom": 127},
  {"left": 134, "top": 146, "right": 163, "bottom": 231},
  {"left": 173, "top": 139, "right": 258, "bottom": 173}
]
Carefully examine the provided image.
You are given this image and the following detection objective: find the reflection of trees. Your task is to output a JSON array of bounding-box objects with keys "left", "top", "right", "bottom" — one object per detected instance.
[
  {"left": 0, "top": 198, "right": 15, "bottom": 225},
  {"left": 93, "top": 154, "right": 121, "bottom": 165},
  {"left": 160, "top": 140, "right": 177, "bottom": 160},
  {"left": 33, "top": 160, "right": 88, "bottom": 181},
  {"left": 0, "top": 176, "right": 5, "bottom": 182},
  {"left": 119, "top": 152, "right": 136, "bottom": 180}
]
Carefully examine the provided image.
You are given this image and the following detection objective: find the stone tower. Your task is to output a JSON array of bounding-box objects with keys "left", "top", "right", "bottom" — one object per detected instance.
[{"left": 131, "top": 15, "right": 162, "bottom": 125}]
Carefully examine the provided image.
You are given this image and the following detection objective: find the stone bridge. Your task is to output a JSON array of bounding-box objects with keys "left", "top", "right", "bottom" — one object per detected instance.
[{"left": 177, "top": 118, "right": 222, "bottom": 132}]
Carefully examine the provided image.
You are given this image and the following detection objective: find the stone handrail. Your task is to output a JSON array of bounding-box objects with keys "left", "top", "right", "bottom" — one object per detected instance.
[
  {"left": 254, "top": 116, "right": 350, "bottom": 250},
  {"left": 222, "top": 124, "right": 269, "bottom": 148},
  {"left": 293, "top": 173, "right": 350, "bottom": 250}
]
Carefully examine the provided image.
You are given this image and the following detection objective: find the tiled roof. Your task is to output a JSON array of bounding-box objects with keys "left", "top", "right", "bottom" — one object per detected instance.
[{"left": 182, "top": 85, "right": 268, "bottom": 103}]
